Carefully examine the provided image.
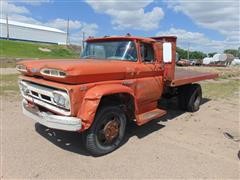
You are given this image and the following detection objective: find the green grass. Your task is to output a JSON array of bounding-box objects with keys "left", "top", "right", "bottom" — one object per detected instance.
[
  {"left": 0, "top": 58, "right": 16, "bottom": 68},
  {"left": 0, "top": 39, "right": 79, "bottom": 59},
  {"left": 0, "top": 74, "right": 19, "bottom": 95},
  {"left": 201, "top": 79, "right": 240, "bottom": 99}
]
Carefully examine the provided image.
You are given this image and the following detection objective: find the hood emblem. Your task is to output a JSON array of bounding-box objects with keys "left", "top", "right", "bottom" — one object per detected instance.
[{"left": 31, "top": 68, "right": 39, "bottom": 73}]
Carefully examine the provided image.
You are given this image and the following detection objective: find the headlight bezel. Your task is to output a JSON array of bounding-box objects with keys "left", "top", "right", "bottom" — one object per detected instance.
[
  {"left": 40, "top": 68, "right": 67, "bottom": 78},
  {"left": 52, "top": 90, "right": 70, "bottom": 109}
]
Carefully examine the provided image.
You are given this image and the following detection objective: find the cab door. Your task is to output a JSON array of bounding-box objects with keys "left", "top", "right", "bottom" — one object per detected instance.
[{"left": 134, "top": 42, "right": 164, "bottom": 113}]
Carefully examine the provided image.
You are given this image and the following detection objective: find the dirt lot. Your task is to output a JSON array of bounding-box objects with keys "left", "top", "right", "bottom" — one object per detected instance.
[{"left": 0, "top": 66, "right": 239, "bottom": 179}]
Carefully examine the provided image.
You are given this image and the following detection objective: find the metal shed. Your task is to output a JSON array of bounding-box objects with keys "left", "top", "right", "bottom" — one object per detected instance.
[{"left": 0, "top": 19, "right": 67, "bottom": 45}]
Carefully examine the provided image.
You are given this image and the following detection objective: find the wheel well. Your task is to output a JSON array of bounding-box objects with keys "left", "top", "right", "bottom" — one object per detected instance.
[
  {"left": 162, "top": 83, "right": 201, "bottom": 98},
  {"left": 98, "top": 93, "right": 135, "bottom": 121}
]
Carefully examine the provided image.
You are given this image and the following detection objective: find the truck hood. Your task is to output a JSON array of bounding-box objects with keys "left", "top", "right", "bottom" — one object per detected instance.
[{"left": 18, "top": 59, "right": 135, "bottom": 84}]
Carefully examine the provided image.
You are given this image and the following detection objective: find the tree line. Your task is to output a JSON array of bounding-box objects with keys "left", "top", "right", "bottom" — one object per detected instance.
[{"left": 176, "top": 47, "right": 240, "bottom": 60}]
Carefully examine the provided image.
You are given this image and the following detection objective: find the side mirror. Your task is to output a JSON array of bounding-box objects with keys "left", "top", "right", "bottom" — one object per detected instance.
[{"left": 163, "top": 42, "right": 172, "bottom": 63}]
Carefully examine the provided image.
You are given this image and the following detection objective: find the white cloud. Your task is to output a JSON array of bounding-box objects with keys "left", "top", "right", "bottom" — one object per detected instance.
[
  {"left": 157, "top": 28, "right": 238, "bottom": 53},
  {"left": 45, "top": 18, "right": 82, "bottom": 30},
  {"left": 9, "top": 0, "right": 51, "bottom": 6},
  {"left": 1, "top": 0, "right": 29, "bottom": 15},
  {"left": 166, "top": 0, "right": 240, "bottom": 42},
  {"left": 81, "top": 22, "right": 98, "bottom": 36},
  {"left": 86, "top": 0, "right": 164, "bottom": 30},
  {"left": 68, "top": 22, "right": 98, "bottom": 44},
  {"left": 8, "top": 14, "right": 41, "bottom": 24},
  {"left": 86, "top": 0, "right": 153, "bottom": 11},
  {"left": 45, "top": 19, "right": 98, "bottom": 44},
  {"left": 109, "top": 7, "right": 164, "bottom": 30}
]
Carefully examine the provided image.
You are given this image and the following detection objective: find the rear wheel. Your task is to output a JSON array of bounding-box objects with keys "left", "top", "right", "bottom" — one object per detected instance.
[
  {"left": 84, "top": 106, "right": 126, "bottom": 156},
  {"left": 178, "top": 84, "right": 202, "bottom": 112}
]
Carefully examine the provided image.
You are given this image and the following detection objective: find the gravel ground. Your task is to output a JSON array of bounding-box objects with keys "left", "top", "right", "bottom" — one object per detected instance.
[{"left": 1, "top": 93, "right": 239, "bottom": 179}]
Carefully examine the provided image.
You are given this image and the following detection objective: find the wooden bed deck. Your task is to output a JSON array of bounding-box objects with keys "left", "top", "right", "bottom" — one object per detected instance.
[{"left": 169, "top": 68, "right": 218, "bottom": 87}]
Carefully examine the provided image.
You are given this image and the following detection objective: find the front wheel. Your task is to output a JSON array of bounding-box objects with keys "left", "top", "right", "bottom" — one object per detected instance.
[{"left": 84, "top": 105, "right": 126, "bottom": 156}]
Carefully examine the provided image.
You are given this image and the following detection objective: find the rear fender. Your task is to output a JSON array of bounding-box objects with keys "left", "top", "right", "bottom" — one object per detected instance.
[{"left": 78, "top": 84, "right": 136, "bottom": 130}]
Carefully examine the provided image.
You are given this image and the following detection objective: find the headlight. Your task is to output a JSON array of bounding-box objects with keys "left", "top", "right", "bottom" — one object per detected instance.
[
  {"left": 52, "top": 91, "right": 70, "bottom": 109},
  {"left": 40, "top": 68, "right": 66, "bottom": 78},
  {"left": 16, "top": 64, "right": 27, "bottom": 72}
]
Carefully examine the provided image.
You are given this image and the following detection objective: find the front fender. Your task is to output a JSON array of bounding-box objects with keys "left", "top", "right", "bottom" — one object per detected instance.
[{"left": 78, "top": 84, "right": 135, "bottom": 130}]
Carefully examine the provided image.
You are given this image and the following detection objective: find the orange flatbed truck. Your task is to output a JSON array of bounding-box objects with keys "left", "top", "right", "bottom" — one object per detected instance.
[{"left": 17, "top": 35, "right": 218, "bottom": 156}]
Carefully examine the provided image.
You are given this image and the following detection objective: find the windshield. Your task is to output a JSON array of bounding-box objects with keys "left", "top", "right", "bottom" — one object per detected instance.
[{"left": 81, "top": 41, "right": 137, "bottom": 61}]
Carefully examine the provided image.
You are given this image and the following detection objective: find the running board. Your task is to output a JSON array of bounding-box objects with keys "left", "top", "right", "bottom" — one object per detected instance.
[{"left": 137, "top": 108, "right": 166, "bottom": 126}]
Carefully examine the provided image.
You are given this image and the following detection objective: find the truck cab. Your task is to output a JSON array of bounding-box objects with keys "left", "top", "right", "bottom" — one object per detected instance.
[{"left": 17, "top": 35, "right": 217, "bottom": 156}]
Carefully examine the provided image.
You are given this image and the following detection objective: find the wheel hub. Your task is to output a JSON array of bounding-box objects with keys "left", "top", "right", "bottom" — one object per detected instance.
[{"left": 103, "top": 120, "right": 120, "bottom": 142}]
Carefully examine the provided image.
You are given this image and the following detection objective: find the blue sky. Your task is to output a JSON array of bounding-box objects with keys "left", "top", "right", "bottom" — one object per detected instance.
[{"left": 2, "top": 0, "right": 240, "bottom": 53}]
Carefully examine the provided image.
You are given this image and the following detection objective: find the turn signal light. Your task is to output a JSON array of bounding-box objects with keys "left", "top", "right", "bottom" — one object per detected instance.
[{"left": 16, "top": 64, "right": 27, "bottom": 72}]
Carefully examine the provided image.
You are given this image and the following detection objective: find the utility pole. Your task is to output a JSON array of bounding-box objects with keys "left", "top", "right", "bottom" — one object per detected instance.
[
  {"left": 82, "top": 31, "right": 85, "bottom": 49},
  {"left": 66, "top": 18, "right": 70, "bottom": 45},
  {"left": 187, "top": 42, "right": 190, "bottom": 60},
  {"left": 6, "top": 1, "right": 10, "bottom": 40}
]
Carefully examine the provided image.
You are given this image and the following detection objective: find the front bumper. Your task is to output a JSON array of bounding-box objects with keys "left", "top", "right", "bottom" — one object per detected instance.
[{"left": 22, "top": 100, "right": 82, "bottom": 131}]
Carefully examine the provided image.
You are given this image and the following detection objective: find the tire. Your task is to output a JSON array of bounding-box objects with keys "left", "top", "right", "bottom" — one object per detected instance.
[
  {"left": 84, "top": 105, "right": 126, "bottom": 156},
  {"left": 178, "top": 84, "right": 202, "bottom": 112},
  {"left": 178, "top": 85, "right": 189, "bottom": 110}
]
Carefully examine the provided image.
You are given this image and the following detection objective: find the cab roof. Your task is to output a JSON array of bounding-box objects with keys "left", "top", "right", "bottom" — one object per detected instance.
[{"left": 86, "top": 35, "right": 176, "bottom": 43}]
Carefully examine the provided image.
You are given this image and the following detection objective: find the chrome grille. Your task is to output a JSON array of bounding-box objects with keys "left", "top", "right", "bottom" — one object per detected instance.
[{"left": 19, "top": 80, "right": 71, "bottom": 116}]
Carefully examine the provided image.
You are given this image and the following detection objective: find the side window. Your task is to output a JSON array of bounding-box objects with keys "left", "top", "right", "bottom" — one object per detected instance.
[{"left": 140, "top": 43, "right": 155, "bottom": 62}]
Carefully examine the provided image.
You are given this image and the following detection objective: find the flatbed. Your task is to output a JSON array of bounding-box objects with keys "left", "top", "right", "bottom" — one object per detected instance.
[{"left": 169, "top": 68, "right": 218, "bottom": 87}]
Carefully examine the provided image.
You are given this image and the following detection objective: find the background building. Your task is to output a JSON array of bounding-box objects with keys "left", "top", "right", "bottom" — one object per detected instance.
[{"left": 0, "top": 18, "right": 67, "bottom": 45}]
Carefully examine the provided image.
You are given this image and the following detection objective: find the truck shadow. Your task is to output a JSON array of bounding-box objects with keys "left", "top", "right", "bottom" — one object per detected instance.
[
  {"left": 125, "top": 97, "right": 210, "bottom": 139},
  {"left": 35, "top": 97, "right": 210, "bottom": 156},
  {"left": 35, "top": 123, "right": 90, "bottom": 156}
]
